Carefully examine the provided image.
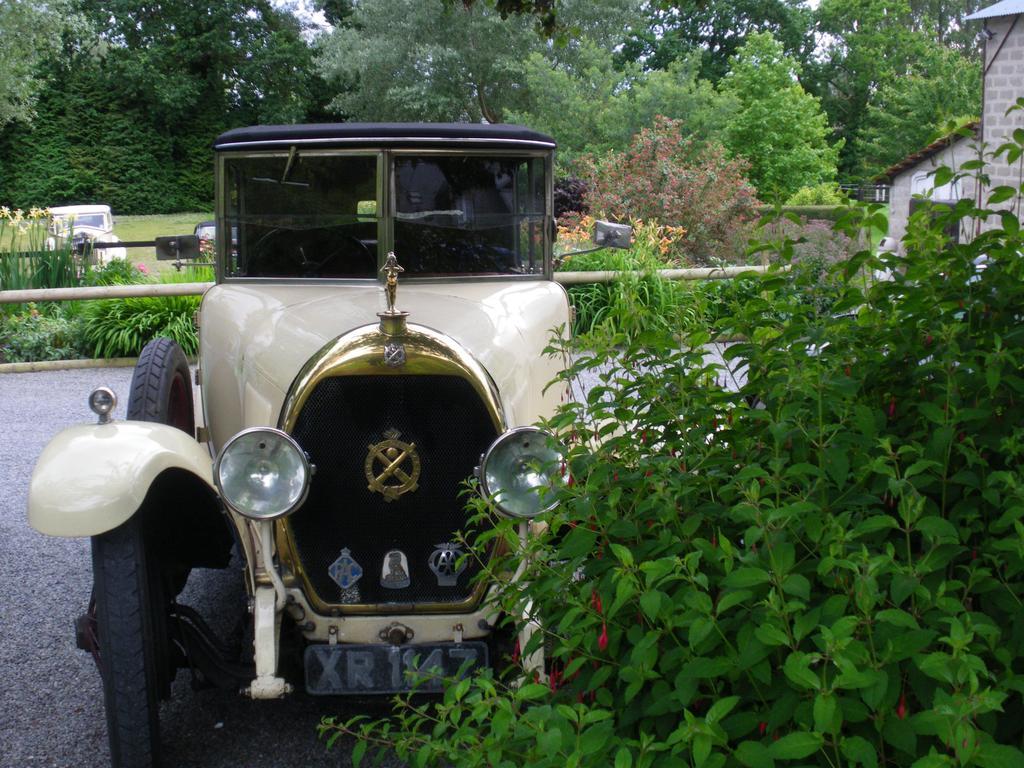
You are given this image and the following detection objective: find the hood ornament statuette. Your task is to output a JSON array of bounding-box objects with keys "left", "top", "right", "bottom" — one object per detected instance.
[{"left": 378, "top": 252, "right": 409, "bottom": 359}]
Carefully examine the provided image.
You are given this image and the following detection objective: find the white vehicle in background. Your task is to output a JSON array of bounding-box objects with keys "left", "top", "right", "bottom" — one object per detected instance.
[{"left": 47, "top": 204, "right": 127, "bottom": 265}]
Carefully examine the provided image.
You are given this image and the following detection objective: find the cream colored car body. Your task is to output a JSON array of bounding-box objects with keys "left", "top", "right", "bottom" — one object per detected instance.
[
  {"left": 29, "top": 124, "right": 567, "bottom": 715},
  {"left": 199, "top": 280, "right": 569, "bottom": 452}
]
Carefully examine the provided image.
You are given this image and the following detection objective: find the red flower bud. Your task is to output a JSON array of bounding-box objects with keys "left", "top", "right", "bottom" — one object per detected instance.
[
  {"left": 897, "top": 693, "right": 907, "bottom": 720},
  {"left": 845, "top": 365, "right": 851, "bottom": 377},
  {"left": 597, "top": 622, "right": 608, "bottom": 652},
  {"left": 512, "top": 638, "right": 521, "bottom": 666},
  {"left": 591, "top": 592, "right": 603, "bottom": 615},
  {"left": 759, "top": 722, "right": 767, "bottom": 736},
  {"left": 888, "top": 397, "right": 897, "bottom": 418}
]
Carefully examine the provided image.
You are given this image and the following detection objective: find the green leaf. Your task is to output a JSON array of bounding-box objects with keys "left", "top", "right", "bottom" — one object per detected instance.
[
  {"left": 614, "top": 747, "right": 633, "bottom": 768},
  {"left": 911, "top": 754, "right": 952, "bottom": 768},
  {"left": 717, "top": 590, "right": 753, "bottom": 615},
  {"left": 517, "top": 683, "right": 550, "bottom": 701},
  {"left": 735, "top": 741, "right": 775, "bottom": 768},
  {"left": 694, "top": 734, "right": 712, "bottom": 768},
  {"left": 915, "top": 517, "right": 958, "bottom": 541},
  {"left": 841, "top": 736, "right": 879, "bottom": 768},
  {"left": 852, "top": 516, "right": 898, "bottom": 537},
  {"left": 723, "top": 567, "right": 772, "bottom": 589},
  {"left": 768, "top": 732, "right": 824, "bottom": 760},
  {"left": 876, "top": 609, "right": 919, "bottom": 629},
  {"left": 916, "top": 652, "right": 954, "bottom": 684},
  {"left": 813, "top": 693, "right": 838, "bottom": 734},
  {"left": 975, "top": 743, "right": 1024, "bottom": 768},
  {"left": 988, "top": 186, "right": 1018, "bottom": 205},
  {"left": 610, "top": 543, "right": 634, "bottom": 566},
  {"left": 783, "top": 653, "right": 821, "bottom": 690},
  {"left": 352, "top": 739, "right": 367, "bottom": 767},
  {"left": 706, "top": 696, "right": 740, "bottom": 725},
  {"left": 782, "top": 574, "right": 811, "bottom": 601},
  {"left": 640, "top": 590, "right": 662, "bottom": 621},
  {"left": 755, "top": 623, "right": 790, "bottom": 647},
  {"left": 932, "top": 166, "right": 954, "bottom": 189}
]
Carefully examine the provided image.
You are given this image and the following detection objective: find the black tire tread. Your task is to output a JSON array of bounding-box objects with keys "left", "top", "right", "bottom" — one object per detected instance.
[
  {"left": 93, "top": 518, "right": 162, "bottom": 768},
  {"left": 127, "top": 338, "right": 194, "bottom": 434}
]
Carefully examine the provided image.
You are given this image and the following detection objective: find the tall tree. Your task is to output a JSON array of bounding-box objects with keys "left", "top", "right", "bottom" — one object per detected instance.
[
  {"left": 807, "top": 0, "right": 981, "bottom": 178},
  {"left": 78, "top": 0, "right": 319, "bottom": 124},
  {"left": 508, "top": 43, "right": 734, "bottom": 166},
  {"left": 720, "top": 32, "right": 840, "bottom": 199},
  {"left": 852, "top": 44, "right": 980, "bottom": 176},
  {"left": 616, "top": 0, "right": 814, "bottom": 82},
  {"left": 0, "top": 0, "right": 76, "bottom": 129},
  {"left": 315, "top": 0, "right": 640, "bottom": 124}
]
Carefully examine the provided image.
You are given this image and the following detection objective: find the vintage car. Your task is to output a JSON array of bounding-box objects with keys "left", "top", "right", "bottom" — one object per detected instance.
[
  {"left": 47, "top": 203, "right": 128, "bottom": 264},
  {"left": 28, "top": 123, "right": 578, "bottom": 767}
]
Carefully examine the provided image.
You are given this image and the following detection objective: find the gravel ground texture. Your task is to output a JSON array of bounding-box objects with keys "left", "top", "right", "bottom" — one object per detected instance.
[{"left": 0, "top": 367, "right": 373, "bottom": 768}]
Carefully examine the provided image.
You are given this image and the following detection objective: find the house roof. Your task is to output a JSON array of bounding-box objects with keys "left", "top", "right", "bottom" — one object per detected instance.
[
  {"left": 214, "top": 123, "right": 556, "bottom": 151},
  {"left": 966, "top": 0, "right": 1024, "bottom": 21},
  {"left": 877, "top": 121, "right": 980, "bottom": 181}
]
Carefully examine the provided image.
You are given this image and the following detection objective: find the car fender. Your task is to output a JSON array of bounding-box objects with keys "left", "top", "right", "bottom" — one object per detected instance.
[{"left": 28, "top": 421, "right": 216, "bottom": 537}]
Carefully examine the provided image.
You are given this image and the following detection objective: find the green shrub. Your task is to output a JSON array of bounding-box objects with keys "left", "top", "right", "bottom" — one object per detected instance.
[
  {"left": 0, "top": 310, "right": 88, "bottom": 362},
  {"left": 82, "top": 293, "right": 198, "bottom": 358},
  {"left": 578, "top": 117, "right": 758, "bottom": 265},
  {"left": 757, "top": 205, "right": 848, "bottom": 224},
  {"left": 786, "top": 184, "right": 847, "bottom": 207},
  {"left": 323, "top": 169, "right": 1024, "bottom": 767}
]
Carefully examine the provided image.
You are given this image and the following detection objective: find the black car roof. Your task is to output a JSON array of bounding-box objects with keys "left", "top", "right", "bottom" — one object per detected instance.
[{"left": 213, "top": 123, "right": 556, "bottom": 151}]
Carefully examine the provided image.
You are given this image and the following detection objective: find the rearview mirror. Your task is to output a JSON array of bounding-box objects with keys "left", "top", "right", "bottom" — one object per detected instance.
[
  {"left": 155, "top": 235, "right": 201, "bottom": 261},
  {"left": 593, "top": 220, "right": 632, "bottom": 249}
]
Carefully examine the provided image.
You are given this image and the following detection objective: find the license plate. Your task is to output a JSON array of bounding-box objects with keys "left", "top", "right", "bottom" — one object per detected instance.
[{"left": 304, "top": 641, "right": 488, "bottom": 695}]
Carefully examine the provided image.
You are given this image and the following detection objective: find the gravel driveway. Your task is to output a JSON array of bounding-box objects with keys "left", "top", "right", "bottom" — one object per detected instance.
[{"left": 1, "top": 367, "right": 366, "bottom": 768}]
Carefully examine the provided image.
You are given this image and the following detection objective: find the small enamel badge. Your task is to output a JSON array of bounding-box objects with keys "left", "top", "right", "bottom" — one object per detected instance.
[
  {"left": 428, "top": 543, "right": 466, "bottom": 587},
  {"left": 328, "top": 548, "right": 363, "bottom": 590},
  {"left": 381, "top": 549, "right": 411, "bottom": 589}
]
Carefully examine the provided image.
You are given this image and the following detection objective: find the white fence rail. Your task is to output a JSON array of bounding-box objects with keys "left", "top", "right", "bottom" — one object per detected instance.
[{"left": 0, "top": 266, "right": 773, "bottom": 305}]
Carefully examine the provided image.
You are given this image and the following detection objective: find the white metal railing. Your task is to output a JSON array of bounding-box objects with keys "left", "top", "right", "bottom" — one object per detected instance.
[{"left": 0, "top": 266, "right": 773, "bottom": 304}]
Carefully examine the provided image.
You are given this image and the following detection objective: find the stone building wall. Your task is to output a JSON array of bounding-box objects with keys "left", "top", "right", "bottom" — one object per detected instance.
[{"left": 981, "top": 14, "right": 1024, "bottom": 220}]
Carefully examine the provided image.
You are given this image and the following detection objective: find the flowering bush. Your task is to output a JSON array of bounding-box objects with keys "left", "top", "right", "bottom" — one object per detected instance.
[
  {"left": 323, "top": 158, "right": 1024, "bottom": 768},
  {"left": 578, "top": 116, "right": 758, "bottom": 265}
]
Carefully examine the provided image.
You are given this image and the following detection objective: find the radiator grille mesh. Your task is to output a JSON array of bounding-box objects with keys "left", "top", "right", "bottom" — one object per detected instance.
[{"left": 287, "top": 375, "right": 497, "bottom": 609}]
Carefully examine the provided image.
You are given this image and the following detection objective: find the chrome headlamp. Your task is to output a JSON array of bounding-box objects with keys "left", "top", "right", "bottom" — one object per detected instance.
[
  {"left": 478, "top": 426, "right": 564, "bottom": 519},
  {"left": 214, "top": 428, "right": 311, "bottom": 520}
]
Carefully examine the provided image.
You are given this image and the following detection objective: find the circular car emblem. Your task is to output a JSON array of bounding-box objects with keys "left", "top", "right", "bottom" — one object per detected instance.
[{"left": 365, "top": 429, "right": 421, "bottom": 502}]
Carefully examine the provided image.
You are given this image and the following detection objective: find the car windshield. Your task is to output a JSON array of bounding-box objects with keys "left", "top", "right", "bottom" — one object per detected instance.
[
  {"left": 222, "top": 151, "right": 548, "bottom": 279},
  {"left": 53, "top": 213, "right": 108, "bottom": 233},
  {"left": 393, "top": 155, "right": 546, "bottom": 276},
  {"left": 225, "top": 153, "right": 379, "bottom": 279}
]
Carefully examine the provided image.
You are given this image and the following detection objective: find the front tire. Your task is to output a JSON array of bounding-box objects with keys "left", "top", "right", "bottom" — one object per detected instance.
[
  {"left": 93, "top": 514, "right": 170, "bottom": 768},
  {"left": 128, "top": 338, "right": 194, "bottom": 434}
]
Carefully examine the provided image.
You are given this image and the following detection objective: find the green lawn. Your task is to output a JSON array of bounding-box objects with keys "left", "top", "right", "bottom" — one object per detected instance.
[{"left": 112, "top": 213, "right": 212, "bottom": 275}]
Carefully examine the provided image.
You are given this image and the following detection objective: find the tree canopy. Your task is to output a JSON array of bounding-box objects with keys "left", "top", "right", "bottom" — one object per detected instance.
[
  {"left": 721, "top": 32, "right": 840, "bottom": 199},
  {"left": 0, "top": 0, "right": 989, "bottom": 212}
]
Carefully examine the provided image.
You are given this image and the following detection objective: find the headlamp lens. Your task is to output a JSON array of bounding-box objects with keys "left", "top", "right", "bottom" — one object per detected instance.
[
  {"left": 480, "top": 427, "right": 563, "bottom": 519},
  {"left": 215, "top": 428, "right": 309, "bottom": 520}
]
